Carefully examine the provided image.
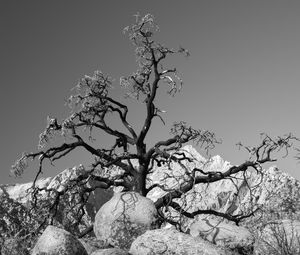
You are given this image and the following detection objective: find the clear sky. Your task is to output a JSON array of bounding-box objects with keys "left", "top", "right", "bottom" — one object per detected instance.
[{"left": 1, "top": 0, "right": 300, "bottom": 184}]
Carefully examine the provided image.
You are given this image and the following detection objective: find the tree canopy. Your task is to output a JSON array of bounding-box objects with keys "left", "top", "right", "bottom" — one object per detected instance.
[{"left": 11, "top": 14, "right": 299, "bottom": 235}]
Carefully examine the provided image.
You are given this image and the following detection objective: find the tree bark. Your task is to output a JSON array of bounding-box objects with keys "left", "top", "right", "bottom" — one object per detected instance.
[{"left": 130, "top": 166, "right": 147, "bottom": 196}]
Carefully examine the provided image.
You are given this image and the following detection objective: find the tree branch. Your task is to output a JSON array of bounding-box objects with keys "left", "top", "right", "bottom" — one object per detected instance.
[{"left": 168, "top": 201, "right": 259, "bottom": 225}]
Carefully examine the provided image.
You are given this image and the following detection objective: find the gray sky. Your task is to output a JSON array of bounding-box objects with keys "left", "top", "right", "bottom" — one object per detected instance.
[{"left": 1, "top": 0, "right": 300, "bottom": 184}]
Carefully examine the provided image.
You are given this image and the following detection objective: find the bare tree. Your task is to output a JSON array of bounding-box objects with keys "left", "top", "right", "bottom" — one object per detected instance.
[{"left": 11, "top": 14, "right": 298, "bottom": 235}]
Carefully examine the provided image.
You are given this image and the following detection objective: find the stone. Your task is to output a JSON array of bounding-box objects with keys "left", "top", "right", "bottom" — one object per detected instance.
[
  {"left": 93, "top": 191, "right": 158, "bottom": 249},
  {"left": 90, "top": 248, "right": 128, "bottom": 255},
  {"left": 31, "top": 225, "right": 88, "bottom": 255},
  {"left": 254, "top": 219, "right": 300, "bottom": 255},
  {"left": 79, "top": 237, "right": 110, "bottom": 255},
  {"left": 129, "top": 228, "right": 238, "bottom": 255},
  {"left": 189, "top": 218, "right": 254, "bottom": 254}
]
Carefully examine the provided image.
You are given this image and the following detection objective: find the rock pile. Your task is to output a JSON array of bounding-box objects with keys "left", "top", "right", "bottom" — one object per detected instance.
[
  {"left": 2, "top": 145, "right": 300, "bottom": 254},
  {"left": 30, "top": 192, "right": 242, "bottom": 255}
]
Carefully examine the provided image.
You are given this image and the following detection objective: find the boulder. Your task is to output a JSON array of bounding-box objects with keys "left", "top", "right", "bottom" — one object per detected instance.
[
  {"left": 254, "top": 219, "right": 300, "bottom": 255},
  {"left": 94, "top": 191, "right": 158, "bottom": 249},
  {"left": 189, "top": 218, "right": 254, "bottom": 254},
  {"left": 91, "top": 248, "right": 129, "bottom": 255},
  {"left": 79, "top": 237, "right": 110, "bottom": 255},
  {"left": 129, "top": 228, "right": 238, "bottom": 255},
  {"left": 31, "top": 225, "right": 88, "bottom": 255}
]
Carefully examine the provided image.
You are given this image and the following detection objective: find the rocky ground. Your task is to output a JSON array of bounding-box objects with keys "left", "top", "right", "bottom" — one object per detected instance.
[{"left": 1, "top": 145, "right": 300, "bottom": 254}]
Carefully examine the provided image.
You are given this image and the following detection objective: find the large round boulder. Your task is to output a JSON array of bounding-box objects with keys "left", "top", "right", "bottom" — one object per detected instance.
[
  {"left": 90, "top": 248, "right": 129, "bottom": 255},
  {"left": 79, "top": 237, "right": 109, "bottom": 255},
  {"left": 129, "top": 228, "right": 238, "bottom": 255},
  {"left": 94, "top": 191, "right": 158, "bottom": 249},
  {"left": 189, "top": 218, "right": 254, "bottom": 254},
  {"left": 31, "top": 225, "right": 88, "bottom": 255}
]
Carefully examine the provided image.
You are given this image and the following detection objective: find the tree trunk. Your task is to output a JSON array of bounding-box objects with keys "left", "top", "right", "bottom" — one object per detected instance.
[{"left": 130, "top": 166, "right": 147, "bottom": 196}]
